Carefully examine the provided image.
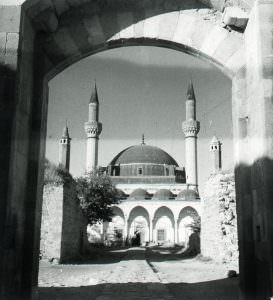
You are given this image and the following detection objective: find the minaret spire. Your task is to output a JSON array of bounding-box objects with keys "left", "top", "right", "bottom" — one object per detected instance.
[
  {"left": 182, "top": 80, "right": 200, "bottom": 191},
  {"left": 59, "top": 122, "right": 71, "bottom": 171},
  {"left": 90, "top": 80, "right": 99, "bottom": 104},
  {"left": 187, "top": 79, "right": 196, "bottom": 100},
  {"left": 85, "top": 82, "right": 102, "bottom": 172},
  {"left": 210, "top": 135, "right": 222, "bottom": 173},
  {"left": 141, "top": 134, "right": 145, "bottom": 145}
]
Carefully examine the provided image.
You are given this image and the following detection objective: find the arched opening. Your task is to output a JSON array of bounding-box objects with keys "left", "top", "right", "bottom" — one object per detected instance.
[
  {"left": 178, "top": 206, "right": 200, "bottom": 246},
  {"left": 128, "top": 206, "right": 150, "bottom": 246},
  {"left": 3, "top": 1, "right": 273, "bottom": 299},
  {"left": 38, "top": 35, "right": 232, "bottom": 298},
  {"left": 103, "top": 206, "right": 125, "bottom": 245},
  {"left": 153, "top": 206, "right": 175, "bottom": 244}
]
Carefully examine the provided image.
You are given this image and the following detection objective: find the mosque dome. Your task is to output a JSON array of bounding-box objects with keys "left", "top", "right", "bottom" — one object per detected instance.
[
  {"left": 176, "top": 189, "right": 200, "bottom": 201},
  {"left": 152, "top": 189, "right": 175, "bottom": 200},
  {"left": 129, "top": 188, "right": 150, "bottom": 200},
  {"left": 110, "top": 144, "right": 178, "bottom": 166}
]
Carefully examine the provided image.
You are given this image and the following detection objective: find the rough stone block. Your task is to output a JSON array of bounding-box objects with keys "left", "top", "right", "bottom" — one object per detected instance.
[
  {"left": 133, "top": 20, "right": 144, "bottom": 39},
  {"left": 117, "top": 11, "right": 134, "bottom": 37},
  {"left": 213, "top": 34, "right": 242, "bottom": 66},
  {"left": 172, "top": 12, "right": 196, "bottom": 46},
  {"left": 0, "top": 5, "right": 21, "bottom": 32},
  {"left": 4, "top": 33, "right": 19, "bottom": 69},
  {"left": 84, "top": 15, "right": 105, "bottom": 46},
  {"left": 201, "top": 172, "right": 238, "bottom": 268},
  {"left": 0, "top": 32, "right": 6, "bottom": 59},
  {"left": 200, "top": 26, "right": 228, "bottom": 56},
  {"left": 191, "top": 19, "right": 214, "bottom": 49},
  {"left": 143, "top": 14, "right": 160, "bottom": 39},
  {"left": 157, "top": 11, "right": 179, "bottom": 41}
]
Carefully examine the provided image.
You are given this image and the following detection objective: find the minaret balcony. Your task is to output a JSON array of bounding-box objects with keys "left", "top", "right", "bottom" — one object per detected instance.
[
  {"left": 182, "top": 120, "right": 200, "bottom": 137},
  {"left": 84, "top": 121, "right": 102, "bottom": 138}
]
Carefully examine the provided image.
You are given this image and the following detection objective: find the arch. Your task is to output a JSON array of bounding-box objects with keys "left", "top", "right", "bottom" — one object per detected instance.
[
  {"left": 3, "top": 1, "right": 272, "bottom": 299},
  {"left": 178, "top": 206, "right": 200, "bottom": 245},
  {"left": 153, "top": 206, "right": 175, "bottom": 244},
  {"left": 128, "top": 205, "right": 150, "bottom": 223},
  {"left": 22, "top": 1, "right": 244, "bottom": 80},
  {"left": 127, "top": 206, "right": 150, "bottom": 244},
  {"left": 111, "top": 205, "right": 125, "bottom": 220},
  {"left": 178, "top": 206, "right": 200, "bottom": 223}
]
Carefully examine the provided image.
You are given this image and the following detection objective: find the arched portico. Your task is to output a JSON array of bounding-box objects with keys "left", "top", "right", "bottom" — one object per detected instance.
[
  {"left": 127, "top": 206, "right": 150, "bottom": 245},
  {"left": 1, "top": 1, "right": 273, "bottom": 299},
  {"left": 178, "top": 206, "right": 199, "bottom": 246},
  {"left": 105, "top": 206, "right": 125, "bottom": 241},
  {"left": 153, "top": 206, "right": 175, "bottom": 244}
]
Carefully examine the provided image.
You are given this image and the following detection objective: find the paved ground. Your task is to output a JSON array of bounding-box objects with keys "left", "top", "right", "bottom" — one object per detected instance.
[{"left": 37, "top": 247, "right": 239, "bottom": 300}]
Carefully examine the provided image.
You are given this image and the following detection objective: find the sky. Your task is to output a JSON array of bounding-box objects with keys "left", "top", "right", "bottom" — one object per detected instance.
[{"left": 46, "top": 46, "right": 233, "bottom": 194}]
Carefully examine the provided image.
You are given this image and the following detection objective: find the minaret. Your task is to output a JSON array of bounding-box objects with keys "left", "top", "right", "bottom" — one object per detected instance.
[
  {"left": 210, "top": 136, "right": 222, "bottom": 173},
  {"left": 182, "top": 81, "right": 200, "bottom": 190},
  {"left": 84, "top": 83, "right": 102, "bottom": 172},
  {"left": 59, "top": 124, "right": 71, "bottom": 171}
]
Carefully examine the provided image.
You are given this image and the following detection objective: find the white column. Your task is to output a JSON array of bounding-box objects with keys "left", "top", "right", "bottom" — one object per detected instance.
[
  {"left": 174, "top": 220, "right": 178, "bottom": 244},
  {"left": 123, "top": 217, "right": 128, "bottom": 242},
  {"left": 84, "top": 121, "right": 102, "bottom": 173},
  {"left": 185, "top": 136, "right": 198, "bottom": 188},
  {"left": 149, "top": 221, "right": 153, "bottom": 242},
  {"left": 86, "top": 137, "right": 98, "bottom": 172},
  {"left": 153, "top": 227, "right": 157, "bottom": 243}
]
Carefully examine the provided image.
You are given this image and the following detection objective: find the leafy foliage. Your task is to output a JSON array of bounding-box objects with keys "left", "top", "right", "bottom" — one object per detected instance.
[
  {"left": 44, "top": 158, "right": 73, "bottom": 186},
  {"left": 76, "top": 171, "right": 120, "bottom": 225},
  {"left": 190, "top": 216, "right": 201, "bottom": 233}
]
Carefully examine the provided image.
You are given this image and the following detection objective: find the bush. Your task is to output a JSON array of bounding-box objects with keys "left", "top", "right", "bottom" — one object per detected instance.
[
  {"left": 43, "top": 158, "right": 73, "bottom": 186},
  {"left": 76, "top": 170, "right": 120, "bottom": 225}
]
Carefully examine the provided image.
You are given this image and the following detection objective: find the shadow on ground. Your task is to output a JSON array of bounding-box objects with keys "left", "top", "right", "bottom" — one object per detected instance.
[
  {"left": 74, "top": 246, "right": 197, "bottom": 264},
  {"left": 145, "top": 245, "right": 200, "bottom": 262},
  {"left": 72, "top": 245, "right": 196, "bottom": 264},
  {"left": 37, "top": 279, "right": 239, "bottom": 300}
]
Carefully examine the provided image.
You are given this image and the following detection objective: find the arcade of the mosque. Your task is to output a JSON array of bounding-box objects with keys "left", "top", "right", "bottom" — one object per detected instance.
[{"left": 59, "top": 82, "right": 222, "bottom": 247}]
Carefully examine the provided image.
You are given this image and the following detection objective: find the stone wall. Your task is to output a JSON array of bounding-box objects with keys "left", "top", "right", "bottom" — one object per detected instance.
[
  {"left": 40, "top": 182, "right": 86, "bottom": 262},
  {"left": 201, "top": 172, "right": 238, "bottom": 268}
]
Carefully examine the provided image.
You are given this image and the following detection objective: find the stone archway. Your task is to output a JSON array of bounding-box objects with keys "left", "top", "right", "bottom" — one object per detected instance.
[
  {"left": 105, "top": 206, "right": 125, "bottom": 243},
  {"left": 128, "top": 206, "right": 150, "bottom": 245},
  {"left": 153, "top": 206, "right": 175, "bottom": 244},
  {"left": 178, "top": 206, "right": 199, "bottom": 246},
  {"left": 0, "top": 1, "right": 273, "bottom": 299}
]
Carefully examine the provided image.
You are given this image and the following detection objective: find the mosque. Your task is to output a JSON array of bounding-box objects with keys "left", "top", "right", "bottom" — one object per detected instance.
[{"left": 59, "top": 81, "right": 222, "bottom": 246}]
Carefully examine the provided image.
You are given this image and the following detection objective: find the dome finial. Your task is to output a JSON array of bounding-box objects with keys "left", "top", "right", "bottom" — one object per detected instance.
[{"left": 141, "top": 134, "right": 145, "bottom": 145}]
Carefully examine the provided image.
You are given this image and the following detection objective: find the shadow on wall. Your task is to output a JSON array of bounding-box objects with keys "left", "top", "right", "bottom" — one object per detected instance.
[
  {"left": 235, "top": 157, "right": 273, "bottom": 300},
  {"left": 0, "top": 64, "right": 18, "bottom": 299},
  {"left": 37, "top": 279, "right": 239, "bottom": 300}
]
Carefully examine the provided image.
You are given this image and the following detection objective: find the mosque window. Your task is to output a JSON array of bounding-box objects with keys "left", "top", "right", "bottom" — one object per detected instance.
[
  {"left": 138, "top": 167, "right": 143, "bottom": 175},
  {"left": 157, "top": 229, "right": 165, "bottom": 242}
]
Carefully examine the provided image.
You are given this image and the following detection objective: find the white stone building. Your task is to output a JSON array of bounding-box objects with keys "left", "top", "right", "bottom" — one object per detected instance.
[
  {"left": 83, "top": 81, "right": 203, "bottom": 246},
  {"left": 57, "top": 81, "right": 223, "bottom": 246}
]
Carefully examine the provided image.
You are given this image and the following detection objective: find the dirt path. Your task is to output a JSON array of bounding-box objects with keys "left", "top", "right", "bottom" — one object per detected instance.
[{"left": 37, "top": 247, "right": 239, "bottom": 300}]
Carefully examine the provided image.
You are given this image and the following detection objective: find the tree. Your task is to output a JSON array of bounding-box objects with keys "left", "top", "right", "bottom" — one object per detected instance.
[
  {"left": 43, "top": 158, "right": 73, "bottom": 186},
  {"left": 76, "top": 171, "right": 120, "bottom": 225}
]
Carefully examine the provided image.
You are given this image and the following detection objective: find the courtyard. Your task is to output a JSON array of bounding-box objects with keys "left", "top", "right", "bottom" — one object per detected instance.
[{"left": 37, "top": 247, "right": 239, "bottom": 300}]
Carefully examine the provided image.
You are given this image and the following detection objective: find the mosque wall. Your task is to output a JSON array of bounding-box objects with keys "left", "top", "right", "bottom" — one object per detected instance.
[
  {"left": 40, "top": 182, "right": 85, "bottom": 262},
  {"left": 201, "top": 171, "right": 238, "bottom": 269},
  {"left": 116, "top": 164, "right": 176, "bottom": 177}
]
